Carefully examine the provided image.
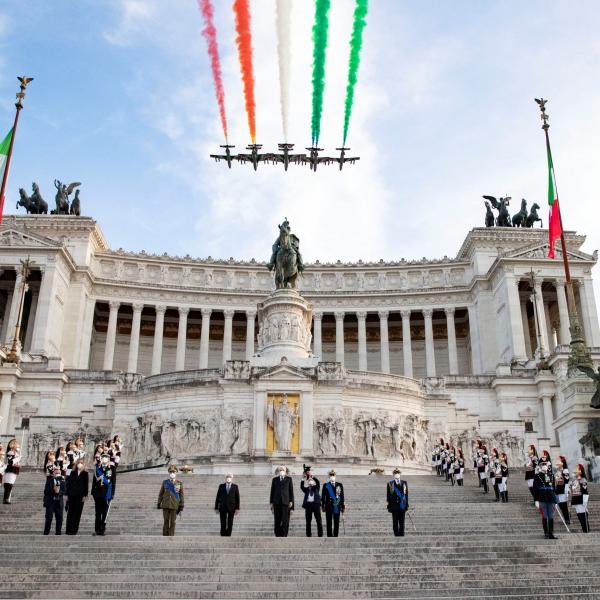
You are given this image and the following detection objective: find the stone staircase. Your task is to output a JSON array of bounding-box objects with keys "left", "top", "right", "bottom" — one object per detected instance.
[{"left": 0, "top": 469, "right": 599, "bottom": 599}]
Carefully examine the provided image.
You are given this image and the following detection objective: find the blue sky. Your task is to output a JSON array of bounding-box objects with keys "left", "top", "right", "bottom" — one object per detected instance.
[{"left": 1, "top": 1, "right": 599, "bottom": 299}]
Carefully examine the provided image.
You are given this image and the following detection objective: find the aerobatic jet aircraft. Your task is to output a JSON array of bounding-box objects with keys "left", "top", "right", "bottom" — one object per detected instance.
[
  {"left": 333, "top": 147, "right": 360, "bottom": 171},
  {"left": 209, "top": 144, "right": 236, "bottom": 169}
]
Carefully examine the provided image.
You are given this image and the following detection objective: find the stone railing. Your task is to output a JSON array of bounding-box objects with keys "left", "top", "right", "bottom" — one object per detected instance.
[
  {"left": 139, "top": 369, "right": 223, "bottom": 392},
  {"left": 344, "top": 369, "right": 422, "bottom": 393}
]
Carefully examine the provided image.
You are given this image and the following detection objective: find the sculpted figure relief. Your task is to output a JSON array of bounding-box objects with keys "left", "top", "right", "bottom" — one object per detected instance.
[
  {"left": 267, "top": 394, "right": 299, "bottom": 452},
  {"left": 315, "top": 411, "right": 346, "bottom": 456}
]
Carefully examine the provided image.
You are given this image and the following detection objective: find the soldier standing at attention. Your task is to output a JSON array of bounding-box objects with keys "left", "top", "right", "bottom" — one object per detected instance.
[
  {"left": 387, "top": 468, "right": 409, "bottom": 537},
  {"left": 157, "top": 464, "right": 184, "bottom": 537}
]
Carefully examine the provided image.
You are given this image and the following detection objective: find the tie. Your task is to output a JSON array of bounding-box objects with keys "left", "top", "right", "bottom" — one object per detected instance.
[{"left": 226, "top": 484, "right": 230, "bottom": 493}]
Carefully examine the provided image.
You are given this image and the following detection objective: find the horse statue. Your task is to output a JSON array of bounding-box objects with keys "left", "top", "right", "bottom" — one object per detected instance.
[
  {"left": 525, "top": 203, "right": 542, "bottom": 228},
  {"left": 266, "top": 218, "right": 304, "bottom": 289},
  {"left": 484, "top": 201, "right": 494, "bottom": 227},
  {"left": 483, "top": 195, "right": 512, "bottom": 227},
  {"left": 69, "top": 189, "right": 81, "bottom": 216},
  {"left": 16, "top": 188, "right": 36, "bottom": 214},
  {"left": 511, "top": 199, "right": 528, "bottom": 227},
  {"left": 31, "top": 182, "right": 48, "bottom": 214},
  {"left": 16, "top": 183, "right": 48, "bottom": 214}
]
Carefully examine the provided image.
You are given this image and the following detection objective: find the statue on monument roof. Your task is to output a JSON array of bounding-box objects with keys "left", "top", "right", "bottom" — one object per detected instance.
[{"left": 267, "top": 218, "right": 304, "bottom": 289}]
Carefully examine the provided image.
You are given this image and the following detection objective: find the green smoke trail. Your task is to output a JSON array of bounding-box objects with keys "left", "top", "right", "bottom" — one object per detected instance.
[
  {"left": 343, "top": 0, "right": 368, "bottom": 145},
  {"left": 311, "top": 0, "right": 331, "bottom": 145}
]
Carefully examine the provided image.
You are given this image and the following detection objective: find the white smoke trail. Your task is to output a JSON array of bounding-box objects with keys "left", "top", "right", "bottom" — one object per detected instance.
[{"left": 276, "top": 0, "right": 292, "bottom": 141}]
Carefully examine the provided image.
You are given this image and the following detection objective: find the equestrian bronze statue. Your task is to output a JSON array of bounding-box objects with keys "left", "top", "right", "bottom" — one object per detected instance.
[{"left": 267, "top": 218, "right": 305, "bottom": 289}]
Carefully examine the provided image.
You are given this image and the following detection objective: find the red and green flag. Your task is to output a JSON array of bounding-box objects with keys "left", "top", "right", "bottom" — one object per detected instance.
[{"left": 546, "top": 143, "right": 563, "bottom": 258}]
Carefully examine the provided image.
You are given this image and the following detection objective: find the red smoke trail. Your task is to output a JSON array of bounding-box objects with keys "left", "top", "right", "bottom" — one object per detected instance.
[
  {"left": 233, "top": 0, "right": 256, "bottom": 143},
  {"left": 198, "top": 0, "right": 228, "bottom": 141}
]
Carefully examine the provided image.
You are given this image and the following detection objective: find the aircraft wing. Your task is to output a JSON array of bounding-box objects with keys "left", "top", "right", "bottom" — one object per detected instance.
[{"left": 333, "top": 156, "right": 360, "bottom": 164}]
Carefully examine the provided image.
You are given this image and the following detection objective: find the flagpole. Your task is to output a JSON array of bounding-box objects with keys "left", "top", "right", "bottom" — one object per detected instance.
[
  {"left": 0, "top": 76, "right": 34, "bottom": 226},
  {"left": 535, "top": 98, "right": 591, "bottom": 369}
]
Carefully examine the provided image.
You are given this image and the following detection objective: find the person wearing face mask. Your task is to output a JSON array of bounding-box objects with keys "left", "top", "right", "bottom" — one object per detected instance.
[
  {"left": 321, "top": 469, "right": 345, "bottom": 537},
  {"left": 554, "top": 456, "right": 570, "bottom": 526},
  {"left": 3, "top": 438, "right": 21, "bottom": 504},
  {"left": 269, "top": 465, "right": 294, "bottom": 537},
  {"left": 157, "top": 465, "right": 185, "bottom": 536},
  {"left": 455, "top": 448, "right": 465, "bottom": 486},
  {"left": 538, "top": 449, "right": 552, "bottom": 475},
  {"left": 570, "top": 464, "right": 590, "bottom": 533},
  {"left": 476, "top": 446, "right": 489, "bottom": 494},
  {"left": 533, "top": 460, "right": 557, "bottom": 539},
  {"left": 498, "top": 452, "right": 509, "bottom": 503},
  {"left": 43, "top": 466, "right": 66, "bottom": 535},
  {"left": 65, "top": 458, "right": 89, "bottom": 535},
  {"left": 214, "top": 473, "right": 240, "bottom": 537},
  {"left": 43, "top": 451, "right": 56, "bottom": 479},
  {"left": 387, "top": 468, "right": 409, "bottom": 537},
  {"left": 74, "top": 437, "right": 86, "bottom": 462},
  {"left": 525, "top": 444, "right": 538, "bottom": 504},
  {"left": 92, "top": 453, "right": 114, "bottom": 536},
  {"left": 300, "top": 464, "right": 323, "bottom": 537}
]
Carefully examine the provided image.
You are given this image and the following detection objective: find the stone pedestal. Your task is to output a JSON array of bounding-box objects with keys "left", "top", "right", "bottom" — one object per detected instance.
[{"left": 251, "top": 289, "right": 317, "bottom": 368}]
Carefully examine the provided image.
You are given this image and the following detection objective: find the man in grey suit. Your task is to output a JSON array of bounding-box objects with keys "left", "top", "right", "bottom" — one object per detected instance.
[{"left": 269, "top": 465, "right": 294, "bottom": 537}]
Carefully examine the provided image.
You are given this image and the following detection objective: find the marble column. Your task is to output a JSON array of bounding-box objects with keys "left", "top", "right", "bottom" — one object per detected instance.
[
  {"left": 445, "top": 307, "right": 458, "bottom": 375},
  {"left": 335, "top": 311, "right": 345, "bottom": 365},
  {"left": 378, "top": 310, "right": 390, "bottom": 374},
  {"left": 175, "top": 306, "right": 189, "bottom": 371},
  {"left": 222, "top": 309, "right": 234, "bottom": 363},
  {"left": 505, "top": 275, "right": 527, "bottom": 361},
  {"left": 541, "top": 395, "right": 554, "bottom": 442},
  {"left": 467, "top": 304, "right": 482, "bottom": 374},
  {"left": 127, "top": 303, "right": 143, "bottom": 373},
  {"left": 245, "top": 310, "right": 256, "bottom": 360},
  {"left": 4, "top": 271, "right": 23, "bottom": 346},
  {"left": 579, "top": 277, "right": 600, "bottom": 347},
  {"left": 544, "top": 303, "right": 555, "bottom": 354},
  {"left": 423, "top": 309, "right": 436, "bottom": 377},
  {"left": 533, "top": 282, "right": 549, "bottom": 356},
  {"left": 103, "top": 300, "right": 120, "bottom": 371},
  {"left": 30, "top": 265, "right": 57, "bottom": 354},
  {"left": 78, "top": 298, "right": 96, "bottom": 369},
  {"left": 0, "top": 390, "right": 13, "bottom": 434},
  {"left": 313, "top": 312, "right": 323, "bottom": 359},
  {"left": 199, "top": 308, "right": 212, "bottom": 369},
  {"left": 357, "top": 311, "right": 367, "bottom": 371},
  {"left": 401, "top": 309, "right": 413, "bottom": 378},
  {"left": 151, "top": 305, "right": 166, "bottom": 375},
  {"left": 520, "top": 299, "right": 532, "bottom": 358},
  {"left": 554, "top": 279, "right": 570, "bottom": 345}
]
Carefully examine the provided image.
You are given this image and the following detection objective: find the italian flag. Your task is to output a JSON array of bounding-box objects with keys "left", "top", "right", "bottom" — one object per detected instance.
[
  {"left": 0, "top": 128, "right": 13, "bottom": 187},
  {"left": 546, "top": 142, "right": 563, "bottom": 258}
]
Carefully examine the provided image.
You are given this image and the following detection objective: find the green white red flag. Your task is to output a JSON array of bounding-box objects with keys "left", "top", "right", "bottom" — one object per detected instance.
[
  {"left": 0, "top": 128, "right": 13, "bottom": 187},
  {"left": 546, "top": 142, "right": 563, "bottom": 258}
]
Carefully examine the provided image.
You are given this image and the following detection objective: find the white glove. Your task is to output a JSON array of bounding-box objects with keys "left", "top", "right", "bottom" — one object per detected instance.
[{"left": 535, "top": 501, "right": 539, "bottom": 508}]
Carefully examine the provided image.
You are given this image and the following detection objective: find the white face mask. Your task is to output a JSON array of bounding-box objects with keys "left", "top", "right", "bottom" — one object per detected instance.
[
  {"left": 101, "top": 459, "right": 109, "bottom": 466},
  {"left": 226, "top": 477, "right": 232, "bottom": 483},
  {"left": 169, "top": 472, "right": 177, "bottom": 479},
  {"left": 541, "top": 465, "right": 548, "bottom": 473},
  {"left": 279, "top": 470, "right": 286, "bottom": 477},
  {"left": 329, "top": 476, "right": 336, "bottom": 483},
  {"left": 77, "top": 463, "right": 84, "bottom": 471},
  {"left": 394, "top": 475, "right": 401, "bottom": 481}
]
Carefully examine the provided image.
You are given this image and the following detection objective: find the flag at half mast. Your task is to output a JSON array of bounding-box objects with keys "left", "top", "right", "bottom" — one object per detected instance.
[
  {"left": 546, "top": 141, "right": 563, "bottom": 259},
  {"left": 0, "top": 128, "right": 14, "bottom": 188}
]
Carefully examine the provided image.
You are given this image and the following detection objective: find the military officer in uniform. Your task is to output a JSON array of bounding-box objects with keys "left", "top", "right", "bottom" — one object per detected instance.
[
  {"left": 533, "top": 460, "right": 557, "bottom": 539},
  {"left": 157, "top": 464, "right": 184, "bottom": 536},
  {"left": 387, "top": 468, "right": 409, "bottom": 536},
  {"left": 570, "top": 464, "right": 590, "bottom": 533}
]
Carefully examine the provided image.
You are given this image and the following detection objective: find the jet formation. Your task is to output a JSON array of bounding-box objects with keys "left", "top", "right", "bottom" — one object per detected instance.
[{"left": 210, "top": 144, "right": 359, "bottom": 172}]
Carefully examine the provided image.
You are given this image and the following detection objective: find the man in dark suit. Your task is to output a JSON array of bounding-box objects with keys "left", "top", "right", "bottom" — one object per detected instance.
[
  {"left": 214, "top": 473, "right": 240, "bottom": 536},
  {"left": 269, "top": 465, "right": 294, "bottom": 537},
  {"left": 300, "top": 464, "right": 323, "bottom": 537},
  {"left": 65, "top": 458, "right": 89, "bottom": 535},
  {"left": 43, "top": 465, "right": 66, "bottom": 535}
]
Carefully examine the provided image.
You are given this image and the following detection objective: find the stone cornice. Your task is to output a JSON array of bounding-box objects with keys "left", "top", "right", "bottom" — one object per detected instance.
[{"left": 457, "top": 227, "right": 586, "bottom": 260}]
